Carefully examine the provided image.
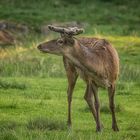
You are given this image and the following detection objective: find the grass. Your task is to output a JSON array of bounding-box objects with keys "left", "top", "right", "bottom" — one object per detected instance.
[
  {"left": 0, "top": 77, "right": 139, "bottom": 139},
  {"left": 0, "top": 79, "right": 27, "bottom": 89},
  {"left": 0, "top": 0, "right": 140, "bottom": 139},
  {"left": 79, "top": 103, "right": 124, "bottom": 114},
  {"left": 27, "top": 117, "right": 66, "bottom": 131}
]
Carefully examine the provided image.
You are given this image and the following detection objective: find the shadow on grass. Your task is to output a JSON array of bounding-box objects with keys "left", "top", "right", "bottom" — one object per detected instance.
[
  {"left": 0, "top": 120, "right": 18, "bottom": 131},
  {"left": 79, "top": 103, "right": 124, "bottom": 114},
  {"left": 0, "top": 104, "right": 17, "bottom": 109},
  {"left": 0, "top": 79, "right": 27, "bottom": 90},
  {"left": 100, "top": 104, "right": 124, "bottom": 114},
  {"left": 27, "top": 117, "right": 67, "bottom": 131},
  {"left": 0, "top": 131, "right": 18, "bottom": 140},
  {"left": 0, "top": 100, "right": 18, "bottom": 109},
  {"left": 127, "top": 121, "right": 140, "bottom": 131}
]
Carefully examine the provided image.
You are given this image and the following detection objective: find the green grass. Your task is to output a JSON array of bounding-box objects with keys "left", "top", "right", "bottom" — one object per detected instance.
[{"left": 0, "top": 77, "right": 139, "bottom": 140}]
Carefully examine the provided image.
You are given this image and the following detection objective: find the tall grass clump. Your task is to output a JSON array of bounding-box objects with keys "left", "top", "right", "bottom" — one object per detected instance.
[
  {"left": 27, "top": 117, "right": 66, "bottom": 131},
  {"left": 119, "top": 65, "right": 140, "bottom": 82},
  {"left": 0, "top": 120, "right": 18, "bottom": 131},
  {"left": 0, "top": 79, "right": 27, "bottom": 89},
  {"left": 0, "top": 47, "right": 65, "bottom": 77},
  {"left": 0, "top": 131, "right": 18, "bottom": 140}
]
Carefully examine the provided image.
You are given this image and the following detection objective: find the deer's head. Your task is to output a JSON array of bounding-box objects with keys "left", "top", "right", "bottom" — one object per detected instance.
[{"left": 37, "top": 25, "right": 84, "bottom": 55}]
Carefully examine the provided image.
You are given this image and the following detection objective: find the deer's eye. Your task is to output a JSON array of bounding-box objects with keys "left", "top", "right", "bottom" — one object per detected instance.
[{"left": 57, "top": 39, "right": 64, "bottom": 45}]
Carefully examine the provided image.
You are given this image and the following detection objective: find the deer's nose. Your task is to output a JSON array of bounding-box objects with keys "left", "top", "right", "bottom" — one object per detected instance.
[{"left": 37, "top": 44, "right": 42, "bottom": 50}]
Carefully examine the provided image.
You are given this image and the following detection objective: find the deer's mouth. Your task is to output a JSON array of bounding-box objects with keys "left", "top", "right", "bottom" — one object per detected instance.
[
  {"left": 39, "top": 48, "right": 50, "bottom": 53},
  {"left": 37, "top": 45, "right": 50, "bottom": 53}
]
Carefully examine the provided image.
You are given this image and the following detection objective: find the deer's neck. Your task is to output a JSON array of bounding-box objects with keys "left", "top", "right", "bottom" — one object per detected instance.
[{"left": 64, "top": 40, "right": 97, "bottom": 75}]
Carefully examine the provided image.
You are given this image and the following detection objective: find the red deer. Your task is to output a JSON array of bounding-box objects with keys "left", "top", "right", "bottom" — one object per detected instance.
[{"left": 37, "top": 25, "right": 119, "bottom": 132}]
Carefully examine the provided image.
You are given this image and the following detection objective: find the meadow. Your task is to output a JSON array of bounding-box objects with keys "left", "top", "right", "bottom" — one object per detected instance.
[{"left": 0, "top": 0, "right": 140, "bottom": 140}]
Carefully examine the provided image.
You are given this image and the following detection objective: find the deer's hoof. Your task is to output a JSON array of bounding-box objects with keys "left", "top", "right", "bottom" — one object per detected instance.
[
  {"left": 67, "top": 121, "right": 72, "bottom": 129},
  {"left": 112, "top": 125, "right": 119, "bottom": 131},
  {"left": 96, "top": 126, "right": 103, "bottom": 132}
]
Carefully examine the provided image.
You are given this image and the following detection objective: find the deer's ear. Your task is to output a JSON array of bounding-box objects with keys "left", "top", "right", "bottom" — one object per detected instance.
[{"left": 57, "top": 38, "right": 64, "bottom": 46}]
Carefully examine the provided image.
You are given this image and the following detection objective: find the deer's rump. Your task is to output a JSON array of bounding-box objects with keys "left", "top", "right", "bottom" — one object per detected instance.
[{"left": 77, "top": 37, "right": 119, "bottom": 87}]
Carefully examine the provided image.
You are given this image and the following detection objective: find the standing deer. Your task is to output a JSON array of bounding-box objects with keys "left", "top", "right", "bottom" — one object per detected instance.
[{"left": 37, "top": 25, "right": 119, "bottom": 132}]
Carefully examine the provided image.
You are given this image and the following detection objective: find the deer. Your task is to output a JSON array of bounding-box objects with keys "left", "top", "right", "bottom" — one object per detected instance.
[{"left": 37, "top": 25, "right": 119, "bottom": 132}]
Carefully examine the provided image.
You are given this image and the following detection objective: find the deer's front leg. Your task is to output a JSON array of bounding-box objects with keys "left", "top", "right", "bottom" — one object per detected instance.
[{"left": 63, "top": 57, "right": 78, "bottom": 127}]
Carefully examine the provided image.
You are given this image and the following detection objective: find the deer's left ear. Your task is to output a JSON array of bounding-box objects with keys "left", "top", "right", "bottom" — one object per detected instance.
[
  {"left": 57, "top": 38, "right": 64, "bottom": 46},
  {"left": 66, "top": 37, "right": 75, "bottom": 46},
  {"left": 60, "top": 33, "right": 75, "bottom": 46}
]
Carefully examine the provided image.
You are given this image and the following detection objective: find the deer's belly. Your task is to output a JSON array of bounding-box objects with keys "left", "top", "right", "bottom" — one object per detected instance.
[{"left": 76, "top": 68, "right": 110, "bottom": 88}]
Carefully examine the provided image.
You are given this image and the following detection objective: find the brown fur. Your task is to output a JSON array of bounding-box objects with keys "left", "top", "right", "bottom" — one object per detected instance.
[{"left": 77, "top": 37, "right": 119, "bottom": 86}]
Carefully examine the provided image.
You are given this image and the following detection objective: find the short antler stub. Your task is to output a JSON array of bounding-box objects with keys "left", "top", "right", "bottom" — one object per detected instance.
[{"left": 48, "top": 25, "right": 84, "bottom": 36}]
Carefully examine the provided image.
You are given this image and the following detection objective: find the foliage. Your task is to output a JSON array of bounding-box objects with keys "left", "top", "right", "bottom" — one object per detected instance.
[
  {"left": 27, "top": 117, "right": 66, "bottom": 131},
  {"left": 0, "top": 0, "right": 140, "bottom": 36}
]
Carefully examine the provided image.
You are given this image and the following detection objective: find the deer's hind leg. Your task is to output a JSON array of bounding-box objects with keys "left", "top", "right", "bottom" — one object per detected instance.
[
  {"left": 84, "top": 82, "right": 102, "bottom": 132},
  {"left": 108, "top": 84, "right": 119, "bottom": 131},
  {"left": 91, "top": 82, "right": 102, "bottom": 131}
]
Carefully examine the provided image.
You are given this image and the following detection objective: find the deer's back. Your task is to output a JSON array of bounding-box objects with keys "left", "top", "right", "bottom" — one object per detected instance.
[{"left": 75, "top": 37, "right": 119, "bottom": 87}]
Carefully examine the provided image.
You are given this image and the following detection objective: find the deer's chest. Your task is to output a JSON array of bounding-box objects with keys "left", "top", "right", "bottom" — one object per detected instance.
[
  {"left": 76, "top": 67, "right": 92, "bottom": 82},
  {"left": 63, "top": 56, "right": 110, "bottom": 87}
]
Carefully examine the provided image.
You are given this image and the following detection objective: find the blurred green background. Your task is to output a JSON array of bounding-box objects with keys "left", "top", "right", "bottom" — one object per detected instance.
[{"left": 0, "top": 0, "right": 140, "bottom": 35}]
